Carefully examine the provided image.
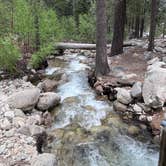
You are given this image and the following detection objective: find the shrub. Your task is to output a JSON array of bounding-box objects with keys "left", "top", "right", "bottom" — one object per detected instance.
[
  {"left": 0, "top": 37, "right": 21, "bottom": 72},
  {"left": 30, "top": 43, "right": 54, "bottom": 69}
]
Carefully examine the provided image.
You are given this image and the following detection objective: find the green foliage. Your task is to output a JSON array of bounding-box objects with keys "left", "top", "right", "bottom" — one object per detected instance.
[
  {"left": 0, "top": 37, "right": 21, "bottom": 72},
  {"left": 79, "top": 14, "right": 96, "bottom": 43},
  {"left": 30, "top": 43, "right": 54, "bottom": 69},
  {"left": 39, "top": 9, "right": 63, "bottom": 45},
  {"left": 13, "top": 0, "right": 34, "bottom": 40},
  {"left": 60, "top": 16, "right": 76, "bottom": 40}
]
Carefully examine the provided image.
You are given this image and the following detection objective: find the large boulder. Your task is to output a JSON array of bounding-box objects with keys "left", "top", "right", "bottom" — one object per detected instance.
[
  {"left": 143, "top": 61, "right": 166, "bottom": 108},
  {"left": 37, "top": 92, "right": 61, "bottom": 111},
  {"left": 116, "top": 88, "right": 132, "bottom": 105},
  {"left": 31, "top": 153, "right": 57, "bottom": 166},
  {"left": 7, "top": 88, "right": 40, "bottom": 111}
]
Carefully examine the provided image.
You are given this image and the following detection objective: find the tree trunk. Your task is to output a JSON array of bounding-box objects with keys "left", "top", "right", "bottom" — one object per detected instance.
[
  {"left": 73, "top": 0, "right": 79, "bottom": 34},
  {"left": 134, "top": 15, "right": 140, "bottom": 38},
  {"left": 163, "top": 22, "right": 166, "bottom": 38},
  {"left": 95, "top": 0, "right": 110, "bottom": 76},
  {"left": 34, "top": 0, "right": 40, "bottom": 51},
  {"left": 140, "top": 17, "right": 145, "bottom": 38},
  {"left": 148, "top": 0, "right": 158, "bottom": 51},
  {"left": 110, "top": 0, "right": 126, "bottom": 56}
]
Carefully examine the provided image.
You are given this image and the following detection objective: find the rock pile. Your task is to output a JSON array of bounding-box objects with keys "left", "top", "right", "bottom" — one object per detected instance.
[
  {"left": 93, "top": 57, "right": 166, "bottom": 138},
  {"left": 0, "top": 79, "right": 60, "bottom": 165}
]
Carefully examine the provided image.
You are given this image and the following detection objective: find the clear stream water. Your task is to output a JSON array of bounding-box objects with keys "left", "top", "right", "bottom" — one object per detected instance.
[{"left": 46, "top": 54, "right": 159, "bottom": 166}]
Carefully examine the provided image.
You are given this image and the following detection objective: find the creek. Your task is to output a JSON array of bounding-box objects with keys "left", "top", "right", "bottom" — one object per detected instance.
[{"left": 46, "top": 53, "right": 159, "bottom": 166}]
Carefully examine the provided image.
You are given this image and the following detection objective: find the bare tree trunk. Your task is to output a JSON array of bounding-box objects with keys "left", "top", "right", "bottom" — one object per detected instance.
[
  {"left": 163, "top": 22, "right": 166, "bottom": 38},
  {"left": 95, "top": 0, "right": 110, "bottom": 76},
  {"left": 140, "top": 17, "right": 145, "bottom": 38},
  {"left": 110, "top": 0, "right": 126, "bottom": 56},
  {"left": 148, "top": 0, "right": 158, "bottom": 51},
  {"left": 73, "top": 0, "right": 79, "bottom": 34},
  {"left": 134, "top": 15, "right": 140, "bottom": 38},
  {"left": 34, "top": 0, "right": 40, "bottom": 51}
]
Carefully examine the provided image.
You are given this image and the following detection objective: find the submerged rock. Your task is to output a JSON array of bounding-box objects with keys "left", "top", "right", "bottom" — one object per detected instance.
[
  {"left": 7, "top": 88, "right": 40, "bottom": 111},
  {"left": 128, "top": 125, "right": 140, "bottom": 135}
]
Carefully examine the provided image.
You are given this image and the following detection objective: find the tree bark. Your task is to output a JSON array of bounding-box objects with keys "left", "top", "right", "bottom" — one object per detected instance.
[
  {"left": 148, "top": 0, "right": 158, "bottom": 51},
  {"left": 95, "top": 0, "right": 110, "bottom": 76},
  {"left": 34, "top": 0, "right": 40, "bottom": 51},
  {"left": 134, "top": 15, "right": 140, "bottom": 38},
  {"left": 110, "top": 0, "right": 126, "bottom": 56}
]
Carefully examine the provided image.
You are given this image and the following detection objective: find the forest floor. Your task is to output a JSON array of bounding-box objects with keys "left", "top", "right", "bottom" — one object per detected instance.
[{"left": 105, "top": 45, "right": 165, "bottom": 84}]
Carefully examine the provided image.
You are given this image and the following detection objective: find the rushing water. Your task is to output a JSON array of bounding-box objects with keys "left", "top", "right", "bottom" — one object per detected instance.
[{"left": 46, "top": 53, "right": 159, "bottom": 166}]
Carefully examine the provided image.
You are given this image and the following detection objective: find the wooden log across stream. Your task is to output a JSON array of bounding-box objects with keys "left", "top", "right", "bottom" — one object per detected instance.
[{"left": 55, "top": 42, "right": 136, "bottom": 50}]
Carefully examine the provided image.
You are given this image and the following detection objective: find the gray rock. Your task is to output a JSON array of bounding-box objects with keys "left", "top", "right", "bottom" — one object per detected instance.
[
  {"left": 31, "top": 153, "right": 57, "bottom": 166},
  {"left": 113, "top": 100, "right": 127, "bottom": 112},
  {"left": 41, "top": 79, "right": 59, "bottom": 92},
  {"left": 4, "top": 129, "right": 15, "bottom": 137},
  {"left": 116, "top": 88, "right": 132, "bottom": 105},
  {"left": 143, "top": 61, "right": 166, "bottom": 108},
  {"left": 22, "top": 76, "right": 28, "bottom": 82},
  {"left": 128, "top": 125, "right": 140, "bottom": 135},
  {"left": 18, "top": 125, "right": 30, "bottom": 136},
  {"left": 147, "top": 57, "right": 160, "bottom": 65},
  {"left": 0, "top": 118, "right": 11, "bottom": 130},
  {"left": 143, "top": 51, "right": 153, "bottom": 61},
  {"left": 0, "top": 145, "right": 6, "bottom": 155},
  {"left": 7, "top": 88, "right": 40, "bottom": 111},
  {"left": 14, "top": 109, "right": 25, "bottom": 117},
  {"left": 132, "top": 104, "right": 143, "bottom": 115},
  {"left": 29, "top": 125, "right": 45, "bottom": 136},
  {"left": 131, "top": 82, "right": 142, "bottom": 98},
  {"left": 4, "top": 111, "right": 15, "bottom": 119},
  {"left": 37, "top": 92, "right": 61, "bottom": 111}
]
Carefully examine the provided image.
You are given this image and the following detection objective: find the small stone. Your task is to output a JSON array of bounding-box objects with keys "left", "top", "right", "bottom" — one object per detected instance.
[
  {"left": 31, "top": 153, "right": 57, "bottom": 166},
  {"left": 4, "top": 129, "right": 15, "bottom": 137},
  {"left": 139, "top": 115, "right": 147, "bottom": 122},
  {"left": 29, "top": 125, "right": 45, "bottom": 136},
  {"left": 0, "top": 118, "right": 11, "bottom": 130},
  {"left": 0, "top": 145, "right": 6, "bottom": 155},
  {"left": 133, "top": 104, "right": 142, "bottom": 115},
  {"left": 14, "top": 109, "right": 25, "bottom": 117},
  {"left": 23, "top": 76, "right": 28, "bottom": 82},
  {"left": 18, "top": 125, "right": 30, "bottom": 136},
  {"left": 147, "top": 116, "right": 153, "bottom": 122},
  {"left": 4, "top": 111, "right": 15, "bottom": 119}
]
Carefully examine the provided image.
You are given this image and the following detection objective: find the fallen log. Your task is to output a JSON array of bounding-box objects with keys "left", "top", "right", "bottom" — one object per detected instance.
[{"left": 55, "top": 42, "right": 136, "bottom": 50}]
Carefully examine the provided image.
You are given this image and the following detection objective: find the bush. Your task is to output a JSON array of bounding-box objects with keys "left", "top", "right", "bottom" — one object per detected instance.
[
  {"left": 0, "top": 37, "right": 21, "bottom": 72},
  {"left": 30, "top": 43, "right": 54, "bottom": 69}
]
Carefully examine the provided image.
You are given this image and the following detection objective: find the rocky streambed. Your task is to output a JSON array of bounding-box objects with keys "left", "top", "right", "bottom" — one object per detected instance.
[{"left": 0, "top": 51, "right": 161, "bottom": 166}]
